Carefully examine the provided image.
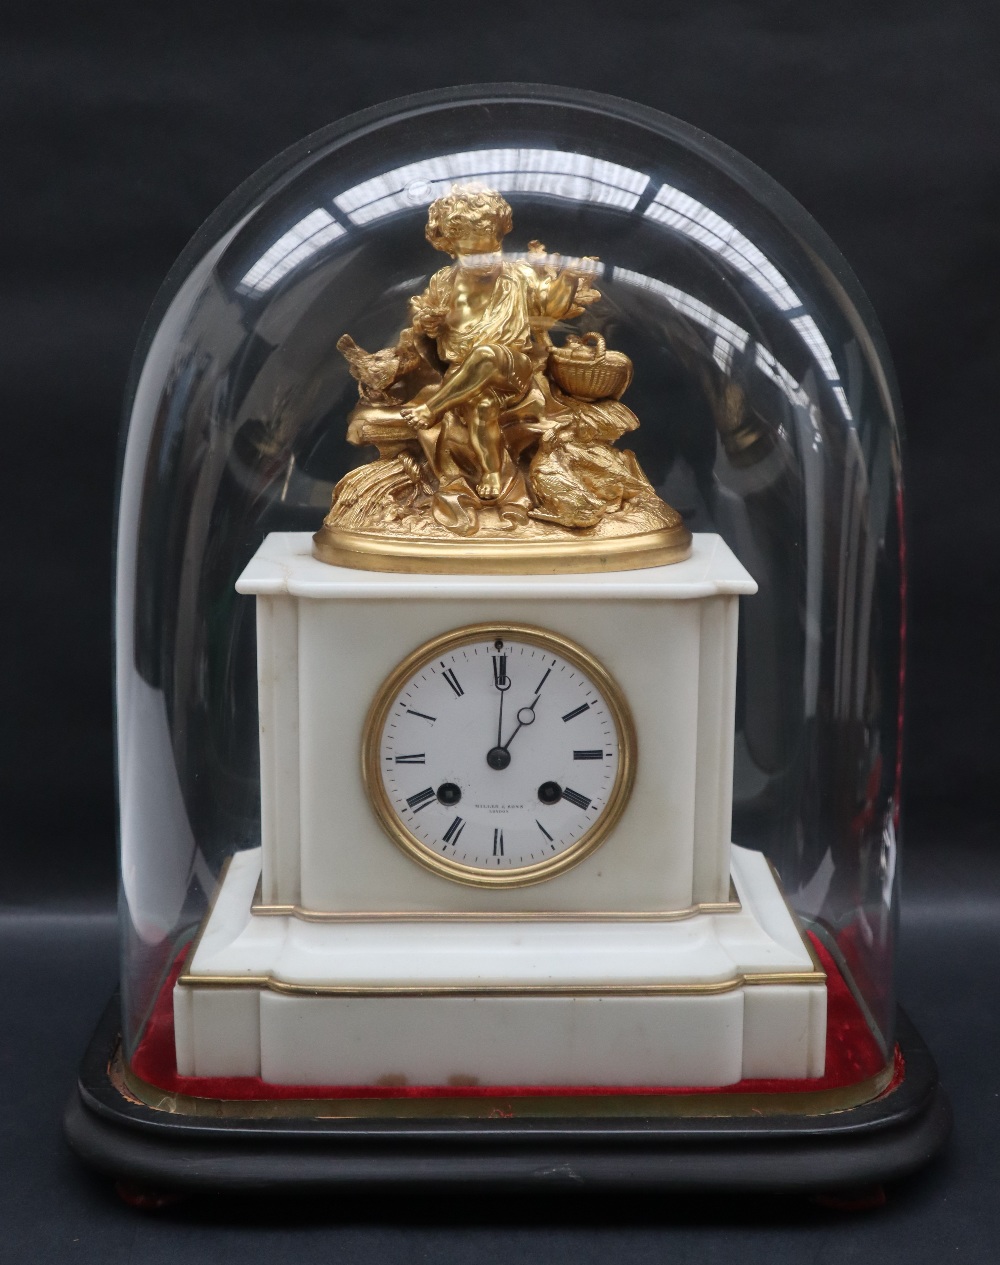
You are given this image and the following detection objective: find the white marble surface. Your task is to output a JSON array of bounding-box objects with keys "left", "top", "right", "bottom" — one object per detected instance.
[
  {"left": 174, "top": 532, "right": 824, "bottom": 1087},
  {"left": 183, "top": 846, "right": 813, "bottom": 987},
  {"left": 246, "top": 531, "right": 753, "bottom": 913},
  {"left": 255, "top": 992, "right": 748, "bottom": 1087},
  {"left": 237, "top": 531, "right": 760, "bottom": 601},
  {"left": 173, "top": 845, "right": 827, "bottom": 1084}
]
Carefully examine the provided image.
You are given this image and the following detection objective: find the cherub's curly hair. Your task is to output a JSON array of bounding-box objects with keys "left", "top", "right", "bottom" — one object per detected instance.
[{"left": 425, "top": 184, "right": 513, "bottom": 253}]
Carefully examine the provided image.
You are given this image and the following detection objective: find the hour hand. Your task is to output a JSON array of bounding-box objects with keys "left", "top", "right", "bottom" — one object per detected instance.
[{"left": 499, "top": 692, "right": 541, "bottom": 753}]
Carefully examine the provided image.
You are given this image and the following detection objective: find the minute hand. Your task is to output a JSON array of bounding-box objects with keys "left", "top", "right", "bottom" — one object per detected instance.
[
  {"left": 492, "top": 654, "right": 510, "bottom": 748},
  {"left": 500, "top": 692, "right": 542, "bottom": 751}
]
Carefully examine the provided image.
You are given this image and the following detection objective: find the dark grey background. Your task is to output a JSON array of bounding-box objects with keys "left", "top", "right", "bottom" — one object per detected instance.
[{"left": 2, "top": 1, "right": 998, "bottom": 1258}]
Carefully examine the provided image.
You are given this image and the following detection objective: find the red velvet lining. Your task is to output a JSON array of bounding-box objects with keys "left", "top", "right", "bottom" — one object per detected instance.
[{"left": 130, "top": 932, "right": 899, "bottom": 1102}]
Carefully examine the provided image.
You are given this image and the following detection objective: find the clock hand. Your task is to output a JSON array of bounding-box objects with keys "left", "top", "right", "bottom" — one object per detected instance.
[
  {"left": 500, "top": 691, "right": 542, "bottom": 751},
  {"left": 495, "top": 665, "right": 553, "bottom": 756},
  {"left": 485, "top": 654, "right": 513, "bottom": 770},
  {"left": 497, "top": 687, "right": 504, "bottom": 749},
  {"left": 492, "top": 653, "right": 510, "bottom": 748}
]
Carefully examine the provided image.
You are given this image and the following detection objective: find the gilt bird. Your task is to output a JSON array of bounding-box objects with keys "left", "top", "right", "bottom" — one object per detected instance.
[{"left": 336, "top": 334, "right": 403, "bottom": 394}]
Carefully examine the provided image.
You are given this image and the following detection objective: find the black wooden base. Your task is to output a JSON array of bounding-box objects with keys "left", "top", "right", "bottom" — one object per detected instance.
[{"left": 65, "top": 992, "right": 950, "bottom": 1195}]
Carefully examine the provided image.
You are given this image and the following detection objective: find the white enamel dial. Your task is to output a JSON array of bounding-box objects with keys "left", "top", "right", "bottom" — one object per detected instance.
[{"left": 363, "top": 624, "right": 635, "bottom": 887}]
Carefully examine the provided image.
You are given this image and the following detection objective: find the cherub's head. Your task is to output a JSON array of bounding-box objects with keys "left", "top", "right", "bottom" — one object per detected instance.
[{"left": 425, "top": 184, "right": 513, "bottom": 258}]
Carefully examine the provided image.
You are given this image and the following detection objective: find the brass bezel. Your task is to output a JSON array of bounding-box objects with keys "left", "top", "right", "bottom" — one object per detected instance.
[{"left": 361, "top": 622, "right": 637, "bottom": 889}]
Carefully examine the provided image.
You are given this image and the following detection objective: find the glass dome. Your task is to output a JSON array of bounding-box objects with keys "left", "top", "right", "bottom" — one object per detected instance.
[{"left": 115, "top": 86, "right": 903, "bottom": 1097}]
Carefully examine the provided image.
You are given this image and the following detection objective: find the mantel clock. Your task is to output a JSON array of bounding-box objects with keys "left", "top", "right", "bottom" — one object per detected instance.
[{"left": 68, "top": 85, "right": 949, "bottom": 1194}]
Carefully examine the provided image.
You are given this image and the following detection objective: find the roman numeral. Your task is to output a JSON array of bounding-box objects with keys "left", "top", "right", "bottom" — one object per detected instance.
[
  {"left": 493, "top": 654, "right": 507, "bottom": 687},
  {"left": 406, "top": 787, "right": 436, "bottom": 812},
  {"left": 493, "top": 828, "right": 504, "bottom": 857},
  {"left": 562, "top": 703, "right": 590, "bottom": 722},
  {"left": 405, "top": 708, "right": 436, "bottom": 723},
  {"left": 573, "top": 749, "right": 603, "bottom": 760},
  {"left": 394, "top": 753, "right": 426, "bottom": 764},
  {"left": 440, "top": 664, "right": 463, "bottom": 696},
  {"left": 536, "top": 819, "right": 553, "bottom": 841},
  {"left": 443, "top": 816, "right": 465, "bottom": 844},
  {"left": 562, "top": 787, "right": 592, "bottom": 811},
  {"left": 536, "top": 666, "right": 552, "bottom": 693}
]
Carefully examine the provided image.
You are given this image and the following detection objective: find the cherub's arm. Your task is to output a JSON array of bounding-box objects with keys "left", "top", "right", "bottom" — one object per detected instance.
[
  {"left": 408, "top": 267, "right": 452, "bottom": 338},
  {"left": 524, "top": 244, "right": 601, "bottom": 321}
]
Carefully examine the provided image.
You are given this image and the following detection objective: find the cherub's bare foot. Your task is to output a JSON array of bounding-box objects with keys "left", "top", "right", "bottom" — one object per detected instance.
[
  {"left": 477, "top": 473, "right": 502, "bottom": 500},
  {"left": 401, "top": 403, "right": 436, "bottom": 429}
]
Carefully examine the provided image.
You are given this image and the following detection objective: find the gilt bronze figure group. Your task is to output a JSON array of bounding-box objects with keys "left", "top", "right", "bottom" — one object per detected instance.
[{"left": 313, "top": 185, "right": 689, "bottom": 571}]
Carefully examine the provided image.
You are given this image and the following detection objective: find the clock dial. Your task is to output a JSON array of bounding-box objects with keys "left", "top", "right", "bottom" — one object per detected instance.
[{"left": 363, "top": 624, "right": 635, "bottom": 887}]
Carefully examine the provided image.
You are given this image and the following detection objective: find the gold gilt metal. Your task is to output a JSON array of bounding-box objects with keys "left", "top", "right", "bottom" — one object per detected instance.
[
  {"left": 174, "top": 970, "right": 825, "bottom": 998},
  {"left": 248, "top": 881, "right": 742, "bottom": 922},
  {"left": 313, "top": 185, "right": 691, "bottom": 573},
  {"left": 360, "top": 623, "right": 636, "bottom": 888}
]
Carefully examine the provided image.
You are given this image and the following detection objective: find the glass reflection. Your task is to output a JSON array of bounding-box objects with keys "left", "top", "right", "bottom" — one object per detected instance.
[
  {"left": 645, "top": 182, "right": 802, "bottom": 310},
  {"left": 239, "top": 208, "right": 346, "bottom": 294},
  {"left": 643, "top": 182, "right": 853, "bottom": 421},
  {"left": 334, "top": 148, "right": 650, "bottom": 223},
  {"left": 754, "top": 343, "right": 810, "bottom": 409},
  {"left": 790, "top": 313, "right": 854, "bottom": 420}
]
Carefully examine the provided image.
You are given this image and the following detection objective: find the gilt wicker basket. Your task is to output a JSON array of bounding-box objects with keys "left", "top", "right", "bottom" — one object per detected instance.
[{"left": 548, "top": 332, "right": 633, "bottom": 401}]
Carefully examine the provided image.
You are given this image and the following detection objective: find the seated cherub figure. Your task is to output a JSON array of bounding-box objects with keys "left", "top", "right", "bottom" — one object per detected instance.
[
  {"left": 400, "top": 184, "right": 595, "bottom": 502},
  {"left": 320, "top": 183, "right": 687, "bottom": 555}
]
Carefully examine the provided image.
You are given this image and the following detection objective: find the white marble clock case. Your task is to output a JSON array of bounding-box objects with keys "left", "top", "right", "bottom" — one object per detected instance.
[{"left": 173, "top": 531, "right": 827, "bottom": 1086}]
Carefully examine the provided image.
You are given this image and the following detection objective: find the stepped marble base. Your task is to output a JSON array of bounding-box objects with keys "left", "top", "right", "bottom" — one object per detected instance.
[
  {"left": 174, "top": 845, "right": 826, "bottom": 1086},
  {"left": 66, "top": 995, "right": 950, "bottom": 1196}
]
